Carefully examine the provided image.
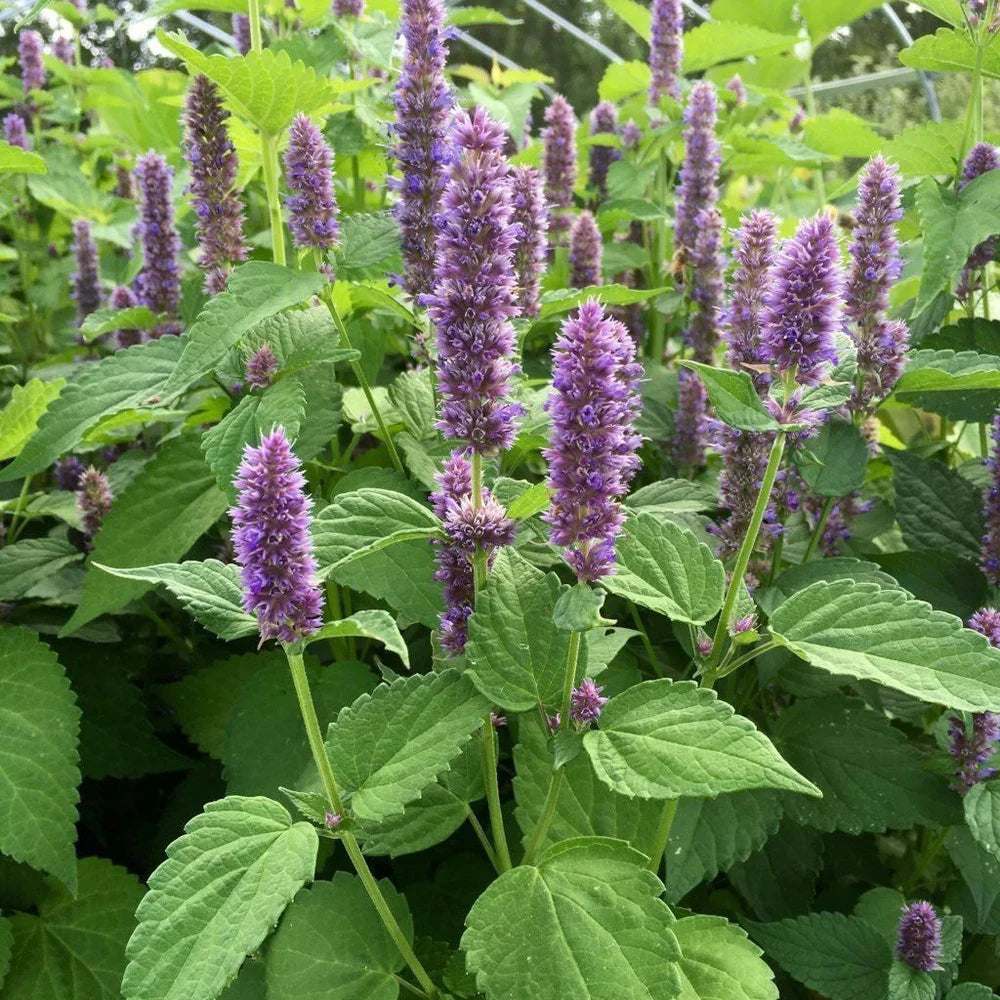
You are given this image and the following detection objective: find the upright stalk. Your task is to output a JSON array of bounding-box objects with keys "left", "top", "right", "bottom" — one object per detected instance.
[
  {"left": 284, "top": 647, "right": 440, "bottom": 999},
  {"left": 646, "top": 799, "right": 679, "bottom": 874},
  {"left": 260, "top": 133, "right": 287, "bottom": 267},
  {"left": 803, "top": 495, "right": 835, "bottom": 564},
  {"left": 247, "top": 0, "right": 263, "bottom": 51}
]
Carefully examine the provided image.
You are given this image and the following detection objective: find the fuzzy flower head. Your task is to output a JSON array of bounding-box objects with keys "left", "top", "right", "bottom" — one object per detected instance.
[
  {"left": 52, "top": 36, "right": 74, "bottom": 65},
  {"left": 981, "top": 411, "right": 1000, "bottom": 586},
  {"left": 569, "top": 211, "right": 603, "bottom": 289},
  {"left": 76, "top": 467, "right": 113, "bottom": 539},
  {"left": 648, "top": 0, "right": 682, "bottom": 104},
  {"left": 570, "top": 678, "right": 607, "bottom": 728},
  {"left": 232, "top": 14, "right": 252, "bottom": 54},
  {"left": 53, "top": 455, "right": 85, "bottom": 491},
  {"left": 333, "top": 0, "right": 365, "bottom": 14},
  {"left": 183, "top": 75, "right": 248, "bottom": 294},
  {"left": 959, "top": 143, "right": 1000, "bottom": 301},
  {"left": 675, "top": 83, "right": 721, "bottom": 263},
  {"left": 726, "top": 73, "right": 747, "bottom": 105},
  {"left": 895, "top": 902, "right": 942, "bottom": 972},
  {"left": 949, "top": 711, "right": 1000, "bottom": 791},
  {"left": 114, "top": 162, "right": 136, "bottom": 200},
  {"left": 19, "top": 30, "right": 45, "bottom": 95},
  {"left": 544, "top": 300, "right": 643, "bottom": 581},
  {"left": 391, "top": 0, "right": 454, "bottom": 297},
  {"left": 230, "top": 428, "right": 324, "bottom": 645},
  {"left": 510, "top": 164, "right": 548, "bottom": 317},
  {"left": 760, "top": 214, "right": 844, "bottom": 387},
  {"left": 109, "top": 285, "right": 143, "bottom": 349},
  {"left": 969, "top": 606, "right": 1000, "bottom": 647},
  {"left": 284, "top": 114, "right": 340, "bottom": 251},
  {"left": 621, "top": 120, "right": 641, "bottom": 151},
  {"left": 3, "top": 114, "right": 28, "bottom": 151},
  {"left": 588, "top": 101, "right": 620, "bottom": 201},
  {"left": 71, "top": 219, "right": 102, "bottom": 327},
  {"left": 245, "top": 344, "right": 278, "bottom": 388},
  {"left": 542, "top": 95, "right": 577, "bottom": 236},
  {"left": 427, "top": 107, "right": 523, "bottom": 454},
  {"left": 133, "top": 152, "right": 182, "bottom": 323}
]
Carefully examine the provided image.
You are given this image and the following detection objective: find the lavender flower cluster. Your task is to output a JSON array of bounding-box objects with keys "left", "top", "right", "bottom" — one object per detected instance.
[
  {"left": 542, "top": 95, "right": 577, "bottom": 238},
  {"left": 510, "top": 165, "right": 548, "bottom": 317},
  {"left": 958, "top": 142, "right": 1000, "bottom": 303},
  {"left": 134, "top": 152, "right": 182, "bottom": 330},
  {"left": 648, "top": 0, "right": 682, "bottom": 104},
  {"left": 284, "top": 115, "right": 340, "bottom": 251}
]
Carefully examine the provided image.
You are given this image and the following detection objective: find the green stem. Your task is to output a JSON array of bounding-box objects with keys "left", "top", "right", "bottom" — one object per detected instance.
[
  {"left": 648, "top": 156, "right": 668, "bottom": 363},
  {"left": 464, "top": 804, "right": 498, "bottom": 871},
  {"left": 479, "top": 718, "right": 512, "bottom": 871},
  {"left": 470, "top": 453, "right": 488, "bottom": 592},
  {"left": 958, "top": 41, "right": 987, "bottom": 179},
  {"left": 322, "top": 291, "right": 404, "bottom": 473},
  {"left": 260, "top": 132, "right": 287, "bottom": 267},
  {"left": 628, "top": 600, "right": 660, "bottom": 673},
  {"left": 708, "top": 432, "right": 787, "bottom": 671},
  {"left": 559, "top": 630, "right": 583, "bottom": 729},
  {"left": 283, "top": 647, "right": 440, "bottom": 998},
  {"left": 982, "top": 422, "right": 990, "bottom": 457},
  {"left": 705, "top": 640, "right": 779, "bottom": 686},
  {"left": 801, "top": 59, "right": 826, "bottom": 207},
  {"left": 521, "top": 767, "right": 563, "bottom": 867},
  {"left": 645, "top": 799, "right": 679, "bottom": 874},
  {"left": 802, "top": 495, "right": 835, "bottom": 564},
  {"left": 247, "top": 0, "right": 263, "bottom": 50}
]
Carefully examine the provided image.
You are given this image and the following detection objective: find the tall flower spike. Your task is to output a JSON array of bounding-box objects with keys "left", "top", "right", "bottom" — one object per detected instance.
[
  {"left": 392, "top": 0, "right": 454, "bottom": 298},
  {"left": 284, "top": 114, "right": 339, "bottom": 251},
  {"left": 675, "top": 82, "right": 720, "bottom": 265},
  {"left": 510, "top": 164, "right": 548, "bottom": 318},
  {"left": 569, "top": 211, "right": 603, "bottom": 289},
  {"left": 588, "top": 101, "right": 620, "bottom": 202},
  {"left": 544, "top": 299, "right": 643, "bottom": 581},
  {"left": 648, "top": 0, "right": 682, "bottom": 104},
  {"left": 114, "top": 162, "right": 135, "bottom": 200},
  {"left": 428, "top": 107, "right": 522, "bottom": 454},
  {"left": 958, "top": 142, "right": 1000, "bottom": 302},
  {"left": 232, "top": 14, "right": 252, "bottom": 55},
  {"left": 333, "top": 0, "right": 365, "bottom": 16},
  {"left": 52, "top": 36, "right": 75, "bottom": 66},
  {"left": 19, "top": 30, "right": 46, "bottom": 95},
  {"left": 245, "top": 344, "right": 278, "bottom": 388},
  {"left": 950, "top": 609, "right": 1000, "bottom": 792},
  {"left": 725, "top": 73, "right": 747, "bottom": 106},
  {"left": 76, "top": 467, "right": 113, "bottom": 539},
  {"left": 570, "top": 678, "right": 607, "bottom": 727},
  {"left": 230, "top": 428, "right": 324, "bottom": 645},
  {"left": 134, "top": 152, "right": 182, "bottom": 328},
  {"left": 895, "top": 902, "right": 942, "bottom": 973},
  {"left": 761, "top": 214, "right": 844, "bottom": 387},
  {"left": 71, "top": 220, "right": 102, "bottom": 327},
  {"left": 183, "top": 75, "right": 248, "bottom": 295},
  {"left": 53, "top": 455, "right": 85, "bottom": 491},
  {"left": 542, "top": 95, "right": 577, "bottom": 237},
  {"left": 845, "top": 156, "right": 908, "bottom": 413},
  {"left": 4, "top": 113, "right": 29, "bottom": 151},
  {"left": 982, "top": 411, "right": 1000, "bottom": 586},
  {"left": 109, "top": 285, "right": 143, "bottom": 348}
]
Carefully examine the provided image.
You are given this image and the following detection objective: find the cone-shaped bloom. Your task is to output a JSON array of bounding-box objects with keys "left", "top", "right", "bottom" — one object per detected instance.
[
  {"left": 392, "top": 0, "right": 454, "bottom": 297},
  {"left": 232, "top": 14, "right": 252, "bottom": 54},
  {"left": 621, "top": 120, "right": 641, "bottom": 150},
  {"left": 428, "top": 107, "right": 522, "bottom": 454},
  {"left": 245, "top": 344, "right": 278, "bottom": 388},
  {"left": 675, "top": 83, "right": 720, "bottom": 264},
  {"left": 760, "top": 214, "right": 843, "bottom": 387},
  {"left": 510, "top": 164, "right": 548, "bottom": 317},
  {"left": 52, "top": 36, "right": 74, "bottom": 65},
  {"left": 3, "top": 113, "right": 28, "bottom": 150},
  {"left": 19, "top": 30, "right": 45, "bottom": 95},
  {"left": 544, "top": 300, "right": 642, "bottom": 581},
  {"left": 71, "top": 220, "right": 102, "bottom": 326},
  {"left": 134, "top": 152, "right": 182, "bottom": 326},
  {"left": 981, "top": 411, "right": 1000, "bottom": 586},
  {"left": 648, "top": 0, "right": 682, "bottom": 104},
  {"left": 183, "top": 75, "right": 248, "bottom": 295},
  {"left": 542, "top": 95, "right": 577, "bottom": 237},
  {"left": 230, "top": 428, "right": 324, "bottom": 645},
  {"left": 431, "top": 450, "right": 516, "bottom": 654},
  {"left": 333, "top": 0, "right": 364, "bottom": 13},
  {"left": 284, "top": 114, "right": 339, "bottom": 251},
  {"left": 950, "top": 608, "right": 1000, "bottom": 791},
  {"left": 958, "top": 142, "right": 1000, "bottom": 301},
  {"left": 114, "top": 162, "right": 135, "bottom": 200},
  {"left": 895, "top": 902, "right": 942, "bottom": 972},
  {"left": 108, "top": 285, "right": 143, "bottom": 348},
  {"left": 846, "top": 157, "right": 907, "bottom": 413},
  {"left": 569, "top": 211, "right": 602, "bottom": 288},
  {"left": 76, "top": 467, "right": 113, "bottom": 538},
  {"left": 725, "top": 73, "right": 746, "bottom": 105},
  {"left": 970, "top": 606, "right": 1000, "bottom": 646},
  {"left": 570, "top": 679, "right": 607, "bottom": 727},
  {"left": 53, "top": 455, "right": 85, "bottom": 491},
  {"left": 588, "top": 101, "right": 620, "bottom": 201}
]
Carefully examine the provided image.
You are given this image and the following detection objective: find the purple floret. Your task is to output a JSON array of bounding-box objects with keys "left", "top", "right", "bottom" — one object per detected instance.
[{"left": 284, "top": 114, "right": 340, "bottom": 251}]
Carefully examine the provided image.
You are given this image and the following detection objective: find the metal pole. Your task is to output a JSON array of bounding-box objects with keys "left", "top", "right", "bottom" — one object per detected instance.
[
  {"left": 881, "top": 2, "right": 942, "bottom": 121},
  {"left": 516, "top": 0, "right": 624, "bottom": 63}
]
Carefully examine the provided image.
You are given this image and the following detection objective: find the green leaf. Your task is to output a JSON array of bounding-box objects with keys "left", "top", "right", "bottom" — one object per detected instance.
[
  {"left": 337, "top": 213, "right": 402, "bottom": 269},
  {"left": 625, "top": 479, "right": 718, "bottom": 515},
  {"left": 157, "top": 30, "right": 339, "bottom": 133},
  {"left": 946, "top": 826, "right": 1000, "bottom": 933},
  {"left": 756, "top": 557, "right": 902, "bottom": 617},
  {"left": 1, "top": 858, "right": 143, "bottom": 1000},
  {"left": 238, "top": 305, "right": 354, "bottom": 379},
  {"left": 389, "top": 369, "right": 436, "bottom": 441},
  {"left": 0, "top": 628, "right": 80, "bottom": 893},
  {"left": 462, "top": 838, "right": 682, "bottom": 1000},
  {"left": 324, "top": 669, "right": 489, "bottom": 823},
  {"left": 537, "top": 284, "right": 669, "bottom": 320},
  {"left": 965, "top": 782, "right": 1000, "bottom": 857},
  {"left": 465, "top": 550, "right": 570, "bottom": 712},
  {"left": 907, "top": 0, "right": 963, "bottom": 25},
  {"left": 122, "top": 796, "right": 318, "bottom": 1000},
  {"left": 709, "top": 0, "right": 797, "bottom": 32},
  {"left": 673, "top": 915, "right": 778, "bottom": 1000},
  {"left": 163, "top": 263, "right": 326, "bottom": 397},
  {"left": 313, "top": 489, "right": 441, "bottom": 577},
  {"left": 79, "top": 306, "right": 159, "bottom": 342},
  {"left": 888, "top": 962, "right": 937, "bottom": 1000},
  {"left": 795, "top": 419, "right": 869, "bottom": 497},
  {"left": 63, "top": 437, "right": 228, "bottom": 635},
  {"left": 680, "top": 363, "right": 781, "bottom": 432},
  {"left": 771, "top": 696, "right": 958, "bottom": 834},
  {"left": 0, "top": 919, "right": 9, "bottom": 993},
  {"left": 894, "top": 349, "right": 1000, "bottom": 419},
  {"left": 583, "top": 679, "right": 820, "bottom": 800},
  {"left": 266, "top": 874, "right": 413, "bottom": 1000},
  {"left": 900, "top": 27, "right": 1000, "bottom": 78},
  {"left": 603, "top": 0, "right": 650, "bottom": 38},
  {"left": 880, "top": 119, "right": 967, "bottom": 178},
  {"left": 600, "top": 513, "right": 725, "bottom": 625},
  {"left": 505, "top": 481, "right": 552, "bottom": 520},
  {"left": 683, "top": 21, "right": 797, "bottom": 72},
  {"left": 747, "top": 912, "right": 891, "bottom": 1000},
  {"left": 801, "top": 110, "right": 882, "bottom": 159},
  {"left": 91, "top": 560, "right": 255, "bottom": 641},
  {"left": 948, "top": 986, "right": 1000, "bottom": 1000},
  {"left": 799, "top": 0, "right": 885, "bottom": 42},
  {"left": 769, "top": 579, "right": 1000, "bottom": 711},
  {"left": 0, "top": 141, "right": 47, "bottom": 175},
  {"left": 0, "top": 337, "right": 183, "bottom": 483},
  {"left": 305, "top": 611, "right": 409, "bottom": 666},
  {"left": 597, "top": 60, "right": 651, "bottom": 103},
  {"left": 0, "top": 538, "right": 82, "bottom": 600},
  {"left": 0, "top": 379, "right": 65, "bottom": 461}
]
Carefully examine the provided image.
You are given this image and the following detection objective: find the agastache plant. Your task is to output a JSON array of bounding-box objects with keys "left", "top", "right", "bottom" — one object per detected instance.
[
  {"left": 569, "top": 211, "right": 602, "bottom": 288},
  {"left": 3, "top": 114, "right": 28, "bottom": 151},
  {"left": 648, "top": 0, "right": 682, "bottom": 103},
  {"left": 674, "top": 82, "right": 720, "bottom": 269},
  {"left": 284, "top": 115, "right": 340, "bottom": 252},
  {"left": 133, "top": 152, "right": 182, "bottom": 331},
  {"left": 542, "top": 95, "right": 577, "bottom": 237},
  {"left": 18, "top": 30, "right": 45, "bottom": 97},
  {"left": 509, "top": 164, "right": 548, "bottom": 317},
  {"left": 896, "top": 902, "right": 943, "bottom": 972},
  {"left": 76, "top": 467, "right": 113, "bottom": 539},
  {"left": 70, "top": 219, "right": 102, "bottom": 327},
  {"left": 982, "top": 410, "right": 1000, "bottom": 585},
  {"left": 588, "top": 101, "right": 620, "bottom": 202},
  {"left": 232, "top": 14, "right": 252, "bottom": 54},
  {"left": 958, "top": 142, "right": 1000, "bottom": 303},
  {"left": 333, "top": 0, "right": 365, "bottom": 15}
]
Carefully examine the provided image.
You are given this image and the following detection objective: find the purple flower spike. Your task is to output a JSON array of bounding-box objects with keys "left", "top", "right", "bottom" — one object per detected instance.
[
  {"left": 183, "top": 75, "right": 248, "bottom": 295},
  {"left": 53, "top": 455, "right": 85, "bottom": 491},
  {"left": 333, "top": 0, "right": 365, "bottom": 15},
  {"left": 109, "top": 285, "right": 143, "bottom": 349},
  {"left": 232, "top": 14, "right": 252, "bottom": 55},
  {"left": 671, "top": 370, "right": 708, "bottom": 470},
  {"left": 760, "top": 214, "right": 843, "bottom": 387},
  {"left": 284, "top": 114, "right": 340, "bottom": 251},
  {"left": 980, "top": 411, "right": 1000, "bottom": 586},
  {"left": 71, "top": 220, "right": 102, "bottom": 327},
  {"left": 570, "top": 678, "right": 607, "bottom": 727},
  {"left": 544, "top": 300, "right": 643, "bottom": 581},
  {"left": 428, "top": 107, "right": 522, "bottom": 454},
  {"left": 3, "top": 113, "right": 28, "bottom": 151},
  {"left": 896, "top": 902, "right": 942, "bottom": 972},
  {"left": 19, "top": 30, "right": 45, "bottom": 95},
  {"left": 725, "top": 73, "right": 746, "bottom": 106},
  {"left": 969, "top": 606, "right": 1000, "bottom": 647},
  {"left": 52, "top": 36, "right": 75, "bottom": 66},
  {"left": 76, "top": 467, "right": 113, "bottom": 539},
  {"left": 431, "top": 450, "right": 516, "bottom": 654},
  {"left": 955, "top": 607, "right": 1000, "bottom": 792},
  {"left": 392, "top": 0, "right": 454, "bottom": 297},
  {"left": 134, "top": 152, "right": 182, "bottom": 328},
  {"left": 245, "top": 344, "right": 278, "bottom": 388},
  {"left": 621, "top": 120, "right": 641, "bottom": 151},
  {"left": 648, "top": 0, "right": 682, "bottom": 104},
  {"left": 542, "top": 95, "right": 577, "bottom": 237},
  {"left": 569, "top": 211, "right": 603, "bottom": 289},
  {"left": 510, "top": 164, "right": 548, "bottom": 318},
  {"left": 958, "top": 142, "right": 1000, "bottom": 302},
  {"left": 588, "top": 101, "right": 620, "bottom": 201},
  {"left": 114, "top": 162, "right": 135, "bottom": 200},
  {"left": 230, "top": 428, "right": 324, "bottom": 646},
  {"left": 675, "top": 83, "right": 720, "bottom": 266}
]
